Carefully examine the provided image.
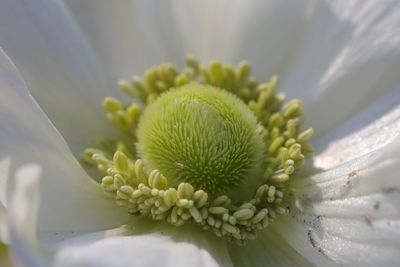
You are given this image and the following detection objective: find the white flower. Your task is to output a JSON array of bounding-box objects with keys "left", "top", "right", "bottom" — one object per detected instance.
[{"left": 1, "top": 0, "right": 400, "bottom": 266}]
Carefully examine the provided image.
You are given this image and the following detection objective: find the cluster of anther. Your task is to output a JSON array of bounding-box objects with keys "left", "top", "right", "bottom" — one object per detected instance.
[{"left": 82, "top": 57, "right": 313, "bottom": 244}]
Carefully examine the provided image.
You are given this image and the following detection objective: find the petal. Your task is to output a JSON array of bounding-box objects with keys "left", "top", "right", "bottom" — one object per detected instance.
[
  {"left": 280, "top": 0, "right": 400, "bottom": 137},
  {"left": 0, "top": 158, "right": 10, "bottom": 243},
  {"left": 222, "top": 0, "right": 313, "bottom": 78},
  {"left": 0, "top": 48, "right": 129, "bottom": 237},
  {"left": 0, "top": 0, "right": 117, "bottom": 155},
  {"left": 228, "top": 228, "right": 314, "bottom": 267},
  {"left": 284, "top": 140, "right": 400, "bottom": 266},
  {"left": 0, "top": 203, "right": 7, "bottom": 244},
  {"left": 313, "top": 89, "right": 400, "bottom": 169},
  {"left": 66, "top": 0, "right": 312, "bottom": 78},
  {"left": 7, "top": 164, "right": 45, "bottom": 267},
  {"left": 52, "top": 221, "right": 233, "bottom": 267},
  {"left": 65, "top": 0, "right": 187, "bottom": 81},
  {"left": 270, "top": 217, "right": 339, "bottom": 267}
]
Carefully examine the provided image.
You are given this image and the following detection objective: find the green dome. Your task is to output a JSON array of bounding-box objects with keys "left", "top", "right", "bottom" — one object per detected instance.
[{"left": 137, "top": 83, "right": 264, "bottom": 195}]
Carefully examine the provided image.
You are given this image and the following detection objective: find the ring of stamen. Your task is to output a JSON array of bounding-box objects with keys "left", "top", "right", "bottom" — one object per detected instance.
[{"left": 82, "top": 56, "right": 314, "bottom": 245}]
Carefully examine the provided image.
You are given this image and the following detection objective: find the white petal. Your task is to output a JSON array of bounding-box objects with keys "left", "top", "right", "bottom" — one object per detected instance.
[
  {"left": 52, "top": 222, "right": 232, "bottom": 267},
  {"left": 228, "top": 228, "right": 314, "bottom": 267},
  {"left": 270, "top": 217, "right": 339, "bottom": 267},
  {"left": 0, "top": 203, "right": 7, "bottom": 244},
  {"left": 7, "top": 164, "right": 45, "bottom": 267},
  {"left": 281, "top": 0, "right": 400, "bottom": 137},
  {"left": 0, "top": 0, "right": 117, "bottom": 155},
  {"left": 0, "top": 158, "right": 10, "bottom": 243},
  {"left": 314, "top": 89, "right": 400, "bottom": 169},
  {"left": 0, "top": 48, "right": 129, "bottom": 237},
  {"left": 285, "top": 140, "right": 400, "bottom": 266},
  {"left": 222, "top": 0, "right": 313, "bottom": 78},
  {"left": 66, "top": 0, "right": 312, "bottom": 78},
  {"left": 66, "top": 0, "right": 187, "bottom": 81}
]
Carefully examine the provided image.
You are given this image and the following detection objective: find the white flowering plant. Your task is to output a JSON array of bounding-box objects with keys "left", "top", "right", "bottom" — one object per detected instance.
[{"left": 0, "top": 0, "right": 399, "bottom": 267}]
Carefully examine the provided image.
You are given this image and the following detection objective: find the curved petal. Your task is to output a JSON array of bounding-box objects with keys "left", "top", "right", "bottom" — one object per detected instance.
[
  {"left": 65, "top": 0, "right": 312, "bottom": 78},
  {"left": 52, "top": 222, "right": 233, "bottom": 267},
  {"left": 0, "top": 0, "right": 118, "bottom": 155},
  {"left": 280, "top": 0, "right": 400, "bottom": 138},
  {"left": 65, "top": 0, "right": 187, "bottom": 81},
  {"left": 313, "top": 89, "right": 400, "bottom": 170},
  {"left": 270, "top": 217, "right": 339, "bottom": 267},
  {"left": 228, "top": 228, "right": 314, "bottom": 267},
  {"left": 0, "top": 48, "right": 130, "bottom": 238},
  {"left": 222, "top": 0, "right": 313, "bottom": 78},
  {"left": 7, "top": 164, "right": 45, "bottom": 267},
  {"left": 283, "top": 140, "right": 400, "bottom": 266}
]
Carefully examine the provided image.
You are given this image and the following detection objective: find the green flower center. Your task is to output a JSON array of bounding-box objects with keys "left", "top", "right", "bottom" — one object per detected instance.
[
  {"left": 81, "top": 57, "right": 314, "bottom": 245},
  {"left": 137, "top": 83, "right": 264, "bottom": 195}
]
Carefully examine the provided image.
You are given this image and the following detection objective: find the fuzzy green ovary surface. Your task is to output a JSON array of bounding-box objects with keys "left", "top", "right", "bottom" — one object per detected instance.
[{"left": 137, "top": 83, "right": 264, "bottom": 195}]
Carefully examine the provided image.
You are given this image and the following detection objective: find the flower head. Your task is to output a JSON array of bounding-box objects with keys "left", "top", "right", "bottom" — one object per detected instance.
[{"left": 0, "top": 0, "right": 400, "bottom": 266}]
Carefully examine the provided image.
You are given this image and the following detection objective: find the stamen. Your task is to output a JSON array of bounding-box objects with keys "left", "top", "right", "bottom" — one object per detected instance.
[{"left": 82, "top": 56, "right": 314, "bottom": 244}]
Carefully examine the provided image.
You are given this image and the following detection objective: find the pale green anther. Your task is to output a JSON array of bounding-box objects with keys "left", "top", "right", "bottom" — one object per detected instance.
[
  {"left": 194, "top": 192, "right": 208, "bottom": 209},
  {"left": 275, "top": 206, "right": 288, "bottom": 215},
  {"left": 223, "top": 223, "right": 239, "bottom": 234},
  {"left": 174, "top": 74, "right": 189, "bottom": 86},
  {"left": 285, "top": 165, "right": 295, "bottom": 175},
  {"left": 210, "top": 61, "right": 224, "bottom": 84},
  {"left": 239, "top": 203, "right": 254, "bottom": 210},
  {"left": 270, "top": 173, "right": 289, "bottom": 183},
  {"left": 113, "top": 174, "right": 126, "bottom": 188},
  {"left": 251, "top": 209, "right": 268, "bottom": 224},
  {"left": 117, "top": 190, "right": 130, "bottom": 200},
  {"left": 209, "top": 207, "right": 228, "bottom": 215},
  {"left": 176, "top": 199, "right": 193, "bottom": 209},
  {"left": 270, "top": 127, "right": 281, "bottom": 140},
  {"left": 186, "top": 55, "right": 200, "bottom": 73},
  {"left": 233, "top": 209, "right": 254, "bottom": 220},
  {"left": 151, "top": 188, "right": 159, "bottom": 196},
  {"left": 267, "top": 186, "right": 276, "bottom": 202},
  {"left": 297, "top": 128, "right": 314, "bottom": 143},
  {"left": 189, "top": 206, "right": 202, "bottom": 222},
  {"left": 148, "top": 170, "right": 168, "bottom": 189},
  {"left": 132, "top": 190, "right": 143, "bottom": 199},
  {"left": 102, "top": 176, "right": 114, "bottom": 185},
  {"left": 163, "top": 188, "right": 178, "bottom": 207},
  {"left": 285, "top": 138, "right": 297, "bottom": 148},
  {"left": 237, "top": 61, "right": 251, "bottom": 84},
  {"left": 289, "top": 144, "right": 302, "bottom": 159},
  {"left": 127, "top": 104, "right": 141, "bottom": 120},
  {"left": 275, "top": 190, "right": 284, "bottom": 199},
  {"left": 92, "top": 154, "right": 111, "bottom": 165},
  {"left": 283, "top": 100, "right": 303, "bottom": 119},
  {"left": 117, "top": 80, "right": 135, "bottom": 97},
  {"left": 212, "top": 195, "right": 230, "bottom": 207},
  {"left": 139, "top": 184, "right": 152, "bottom": 196},
  {"left": 134, "top": 160, "right": 146, "bottom": 184},
  {"left": 177, "top": 183, "right": 194, "bottom": 199},
  {"left": 278, "top": 147, "right": 289, "bottom": 164},
  {"left": 103, "top": 97, "right": 123, "bottom": 113},
  {"left": 120, "top": 185, "right": 134, "bottom": 195},
  {"left": 114, "top": 151, "right": 128, "bottom": 173},
  {"left": 269, "top": 136, "right": 285, "bottom": 154},
  {"left": 269, "top": 113, "right": 284, "bottom": 128},
  {"left": 207, "top": 216, "right": 216, "bottom": 226},
  {"left": 228, "top": 216, "right": 237, "bottom": 225},
  {"left": 255, "top": 185, "right": 267, "bottom": 199}
]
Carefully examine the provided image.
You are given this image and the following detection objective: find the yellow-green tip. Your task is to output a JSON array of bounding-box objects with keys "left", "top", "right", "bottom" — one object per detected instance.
[{"left": 137, "top": 83, "right": 264, "bottom": 195}]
